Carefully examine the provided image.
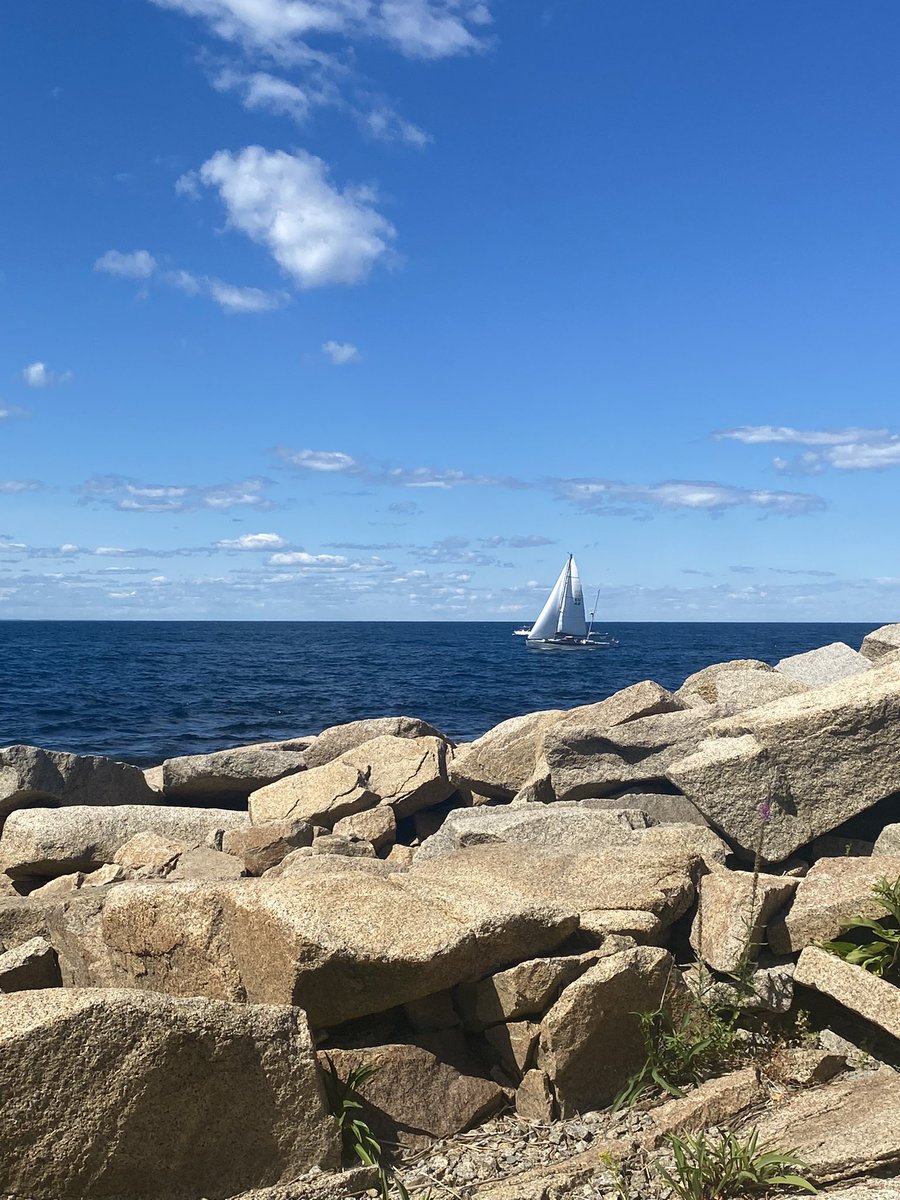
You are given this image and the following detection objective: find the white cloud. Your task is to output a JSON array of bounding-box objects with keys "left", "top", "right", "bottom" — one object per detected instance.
[
  {"left": 555, "top": 478, "right": 824, "bottom": 516},
  {"left": 0, "top": 480, "right": 43, "bottom": 493},
  {"left": 149, "top": 0, "right": 491, "bottom": 60},
  {"left": 268, "top": 551, "right": 348, "bottom": 565},
  {"left": 362, "top": 105, "right": 430, "bottom": 146},
  {"left": 717, "top": 424, "right": 900, "bottom": 473},
  {"left": 22, "top": 361, "right": 72, "bottom": 388},
  {"left": 80, "top": 475, "right": 276, "bottom": 513},
  {"left": 322, "top": 339, "right": 360, "bottom": 364},
  {"left": 279, "top": 448, "right": 362, "bottom": 472},
  {"left": 212, "top": 68, "right": 316, "bottom": 122},
  {"left": 94, "top": 249, "right": 158, "bottom": 278},
  {"left": 189, "top": 146, "right": 396, "bottom": 288},
  {"left": 216, "top": 532, "right": 287, "bottom": 550},
  {"left": 206, "top": 278, "right": 288, "bottom": 312},
  {"left": 0, "top": 404, "right": 26, "bottom": 421}
]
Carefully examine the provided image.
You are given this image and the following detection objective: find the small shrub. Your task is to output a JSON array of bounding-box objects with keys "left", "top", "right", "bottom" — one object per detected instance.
[
  {"left": 320, "top": 1057, "right": 412, "bottom": 1200},
  {"left": 821, "top": 875, "right": 900, "bottom": 982},
  {"left": 656, "top": 1127, "right": 818, "bottom": 1199},
  {"left": 613, "top": 1001, "right": 741, "bottom": 1109}
]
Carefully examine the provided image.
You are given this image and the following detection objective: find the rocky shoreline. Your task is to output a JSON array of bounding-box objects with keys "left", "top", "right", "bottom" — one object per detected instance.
[{"left": 2, "top": 629, "right": 900, "bottom": 1199}]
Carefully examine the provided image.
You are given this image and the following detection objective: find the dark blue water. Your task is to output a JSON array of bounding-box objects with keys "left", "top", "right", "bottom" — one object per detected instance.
[{"left": 0, "top": 621, "right": 881, "bottom": 764}]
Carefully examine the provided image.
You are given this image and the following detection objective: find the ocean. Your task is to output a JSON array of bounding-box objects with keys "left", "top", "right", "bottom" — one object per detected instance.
[{"left": 1, "top": 620, "right": 881, "bottom": 765}]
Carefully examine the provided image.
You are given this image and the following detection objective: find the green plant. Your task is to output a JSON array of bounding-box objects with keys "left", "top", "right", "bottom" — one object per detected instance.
[
  {"left": 320, "top": 1057, "right": 412, "bottom": 1200},
  {"left": 656, "top": 1128, "right": 818, "bottom": 1199},
  {"left": 821, "top": 875, "right": 900, "bottom": 981},
  {"left": 613, "top": 1000, "right": 741, "bottom": 1109}
]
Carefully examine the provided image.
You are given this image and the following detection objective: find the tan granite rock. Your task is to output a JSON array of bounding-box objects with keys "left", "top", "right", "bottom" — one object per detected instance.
[
  {"left": 0, "top": 988, "right": 338, "bottom": 1199},
  {"left": 161, "top": 747, "right": 307, "bottom": 798},
  {"left": 675, "top": 659, "right": 773, "bottom": 705},
  {"left": 768, "top": 856, "right": 900, "bottom": 953},
  {"left": 515, "top": 1068, "right": 556, "bottom": 1122},
  {"left": 485, "top": 1020, "right": 540, "bottom": 1079},
  {"left": 0, "top": 744, "right": 156, "bottom": 820},
  {"left": 0, "top": 935, "right": 61, "bottom": 990},
  {"left": 690, "top": 867, "right": 798, "bottom": 973},
  {"left": 455, "top": 950, "right": 608, "bottom": 1030},
  {"left": 249, "top": 760, "right": 378, "bottom": 828},
  {"left": 449, "top": 710, "right": 564, "bottom": 799},
  {"left": 332, "top": 804, "right": 396, "bottom": 849},
  {"left": 795, "top": 946, "right": 900, "bottom": 1040},
  {"left": 222, "top": 820, "right": 313, "bottom": 875},
  {"left": 304, "top": 717, "right": 447, "bottom": 769},
  {"left": 860, "top": 623, "right": 900, "bottom": 662},
  {"left": 775, "top": 641, "right": 872, "bottom": 686},
  {"left": 113, "top": 831, "right": 187, "bottom": 874},
  {"left": 338, "top": 735, "right": 454, "bottom": 817}
]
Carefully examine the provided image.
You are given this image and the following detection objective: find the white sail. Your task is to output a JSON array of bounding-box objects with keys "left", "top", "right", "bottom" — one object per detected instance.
[
  {"left": 557, "top": 556, "right": 586, "bottom": 636},
  {"left": 527, "top": 560, "right": 570, "bottom": 641}
]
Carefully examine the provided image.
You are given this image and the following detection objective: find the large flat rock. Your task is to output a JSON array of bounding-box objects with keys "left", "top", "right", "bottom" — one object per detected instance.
[
  {"left": 670, "top": 664, "right": 900, "bottom": 862},
  {"left": 303, "top": 716, "right": 447, "bottom": 769},
  {"left": 768, "top": 856, "right": 900, "bottom": 954},
  {"left": 449, "top": 710, "right": 564, "bottom": 800},
  {"left": 0, "top": 804, "right": 250, "bottom": 879},
  {"left": 0, "top": 988, "right": 338, "bottom": 1200},
  {"left": 860, "top": 623, "right": 900, "bottom": 662},
  {"left": 338, "top": 734, "right": 454, "bottom": 817},
  {"left": 775, "top": 641, "right": 873, "bottom": 686},
  {"left": 752, "top": 1069, "right": 900, "bottom": 1184},
  {"left": 0, "top": 744, "right": 156, "bottom": 821},
  {"left": 795, "top": 946, "right": 900, "bottom": 1040},
  {"left": 249, "top": 760, "right": 377, "bottom": 827},
  {"left": 161, "top": 748, "right": 307, "bottom": 798}
]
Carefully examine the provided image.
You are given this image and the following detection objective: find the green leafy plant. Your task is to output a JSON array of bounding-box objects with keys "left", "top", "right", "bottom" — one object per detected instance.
[
  {"left": 821, "top": 875, "right": 900, "bottom": 981},
  {"left": 613, "top": 1000, "right": 741, "bottom": 1109},
  {"left": 320, "top": 1057, "right": 412, "bottom": 1200},
  {"left": 656, "top": 1128, "right": 818, "bottom": 1199}
]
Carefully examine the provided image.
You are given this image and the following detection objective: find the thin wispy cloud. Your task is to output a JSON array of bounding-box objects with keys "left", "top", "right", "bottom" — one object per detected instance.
[
  {"left": 148, "top": 0, "right": 492, "bottom": 61},
  {"left": 22, "top": 361, "right": 72, "bottom": 387},
  {"left": 79, "top": 475, "right": 277, "bottom": 513},
  {"left": 277, "top": 446, "right": 526, "bottom": 489},
  {"left": 215, "top": 532, "right": 287, "bottom": 550},
  {"left": 182, "top": 147, "right": 396, "bottom": 290},
  {"left": 95, "top": 248, "right": 287, "bottom": 314},
  {"left": 716, "top": 424, "right": 900, "bottom": 472},
  {"left": 0, "top": 480, "right": 44, "bottom": 494},
  {"left": 553, "top": 477, "right": 824, "bottom": 516}
]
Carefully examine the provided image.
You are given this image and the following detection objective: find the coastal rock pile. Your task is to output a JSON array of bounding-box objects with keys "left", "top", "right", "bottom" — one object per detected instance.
[{"left": 2, "top": 629, "right": 900, "bottom": 1198}]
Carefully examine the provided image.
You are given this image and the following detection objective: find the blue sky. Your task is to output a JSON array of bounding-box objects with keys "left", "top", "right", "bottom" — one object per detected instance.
[{"left": 3, "top": 0, "right": 900, "bottom": 620}]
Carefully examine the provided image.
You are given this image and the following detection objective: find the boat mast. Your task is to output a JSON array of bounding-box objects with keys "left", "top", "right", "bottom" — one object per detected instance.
[
  {"left": 556, "top": 554, "right": 572, "bottom": 634},
  {"left": 586, "top": 585, "right": 601, "bottom": 641}
]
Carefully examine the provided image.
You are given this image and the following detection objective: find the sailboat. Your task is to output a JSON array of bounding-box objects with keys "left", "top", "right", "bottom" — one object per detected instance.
[{"left": 525, "top": 555, "right": 612, "bottom": 650}]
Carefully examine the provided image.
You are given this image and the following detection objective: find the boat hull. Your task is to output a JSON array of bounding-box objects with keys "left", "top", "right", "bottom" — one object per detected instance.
[{"left": 526, "top": 637, "right": 610, "bottom": 651}]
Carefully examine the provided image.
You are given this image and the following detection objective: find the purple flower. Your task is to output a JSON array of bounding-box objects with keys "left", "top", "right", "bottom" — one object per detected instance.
[{"left": 759, "top": 800, "right": 772, "bottom": 824}]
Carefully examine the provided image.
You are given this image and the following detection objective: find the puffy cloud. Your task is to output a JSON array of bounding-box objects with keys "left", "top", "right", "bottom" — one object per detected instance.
[
  {"left": 216, "top": 532, "right": 287, "bottom": 550},
  {"left": 22, "top": 361, "right": 72, "bottom": 387},
  {"left": 211, "top": 68, "right": 316, "bottom": 122},
  {"left": 279, "top": 448, "right": 362, "bottom": 472},
  {"left": 205, "top": 278, "right": 288, "bottom": 312},
  {"left": 322, "top": 340, "right": 360, "bottom": 364},
  {"left": 188, "top": 146, "right": 396, "bottom": 289},
  {"left": 94, "top": 249, "right": 158, "bottom": 278},
  {"left": 268, "top": 550, "right": 349, "bottom": 565}
]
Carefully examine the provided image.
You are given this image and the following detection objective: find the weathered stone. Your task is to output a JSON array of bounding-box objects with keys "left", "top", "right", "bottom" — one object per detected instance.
[
  {"left": 795, "top": 946, "right": 900, "bottom": 1040},
  {"left": 579, "top": 909, "right": 662, "bottom": 943},
  {"left": 338, "top": 735, "right": 454, "bottom": 817},
  {"left": 714, "top": 669, "right": 808, "bottom": 714},
  {"left": 644, "top": 1068, "right": 763, "bottom": 1143},
  {"left": 690, "top": 868, "right": 798, "bottom": 973},
  {"left": 386, "top": 843, "right": 415, "bottom": 867},
  {"left": 768, "top": 1047, "right": 846, "bottom": 1087},
  {"left": 402, "top": 989, "right": 461, "bottom": 1032},
  {"left": 322, "top": 1034, "right": 502, "bottom": 1148},
  {"left": 81, "top": 863, "right": 132, "bottom": 888},
  {"left": 229, "top": 1166, "right": 379, "bottom": 1200},
  {"left": 811, "top": 834, "right": 875, "bottom": 859},
  {"left": 768, "top": 856, "right": 900, "bottom": 954},
  {"left": 161, "top": 747, "right": 307, "bottom": 798},
  {"left": 113, "top": 831, "right": 187, "bottom": 874},
  {"left": 143, "top": 764, "right": 164, "bottom": 791},
  {"left": 861, "top": 623, "right": 900, "bottom": 662},
  {"left": 0, "top": 804, "right": 248, "bottom": 879},
  {"left": 537, "top": 945, "right": 673, "bottom": 1115},
  {"left": 515, "top": 1068, "right": 556, "bottom": 1122},
  {"left": 485, "top": 1020, "right": 540, "bottom": 1079},
  {"left": 29, "top": 871, "right": 85, "bottom": 897},
  {"left": 450, "top": 710, "right": 564, "bottom": 800},
  {"left": 97, "top": 851, "right": 580, "bottom": 1025},
  {"left": 670, "top": 664, "right": 900, "bottom": 862},
  {"left": 560, "top": 681, "right": 686, "bottom": 730},
  {"left": 0, "top": 935, "right": 61, "bottom": 990},
  {"left": 0, "top": 744, "right": 156, "bottom": 820},
  {"left": 752, "top": 1068, "right": 900, "bottom": 1183},
  {"left": 417, "top": 801, "right": 727, "bottom": 869},
  {"left": 222, "top": 821, "right": 313, "bottom": 875},
  {"left": 543, "top": 709, "right": 711, "bottom": 801},
  {"left": 676, "top": 659, "right": 773, "bottom": 705},
  {"left": 167, "top": 846, "right": 246, "bottom": 881},
  {"left": 581, "top": 793, "right": 710, "bottom": 827},
  {"left": 266, "top": 849, "right": 389, "bottom": 878},
  {"left": 873, "top": 823, "right": 900, "bottom": 855},
  {"left": 304, "top": 717, "right": 447, "bottom": 769},
  {"left": 456, "top": 950, "right": 607, "bottom": 1030},
  {"left": 0, "top": 889, "right": 110, "bottom": 988},
  {"left": 249, "top": 760, "right": 377, "bottom": 828},
  {"left": 776, "top": 641, "right": 872, "bottom": 686},
  {"left": 0, "top": 988, "right": 338, "bottom": 1199},
  {"left": 310, "top": 832, "right": 377, "bottom": 857},
  {"left": 332, "top": 804, "right": 396, "bottom": 849}
]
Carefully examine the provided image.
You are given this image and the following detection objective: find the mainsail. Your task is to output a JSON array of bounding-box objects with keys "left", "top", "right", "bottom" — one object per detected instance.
[{"left": 527, "top": 555, "right": 587, "bottom": 640}]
